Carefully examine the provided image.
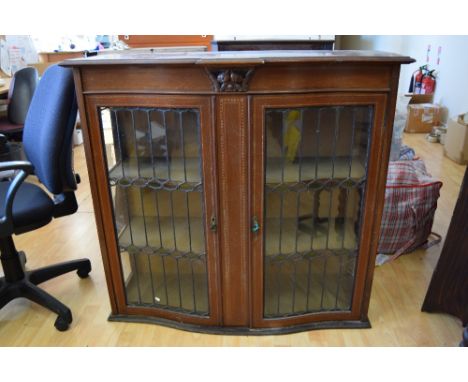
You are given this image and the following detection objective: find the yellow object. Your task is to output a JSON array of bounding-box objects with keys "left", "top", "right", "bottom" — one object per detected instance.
[
  {"left": 284, "top": 110, "right": 301, "bottom": 162},
  {"left": 286, "top": 110, "right": 300, "bottom": 122}
]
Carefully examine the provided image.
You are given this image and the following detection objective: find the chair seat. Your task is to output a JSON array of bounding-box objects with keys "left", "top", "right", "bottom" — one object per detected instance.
[
  {"left": 0, "top": 117, "right": 24, "bottom": 134},
  {"left": 0, "top": 181, "right": 54, "bottom": 233}
]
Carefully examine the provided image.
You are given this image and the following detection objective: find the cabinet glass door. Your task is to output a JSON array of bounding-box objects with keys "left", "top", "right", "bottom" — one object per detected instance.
[
  {"left": 263, "top": 105, "right": 371, "bottom": 317},
  {"left": 94, "top": 97, "right": 219, "bottom": 323},
  {"left": 252, "top": 95, "right": 385, "bottom": 327}
]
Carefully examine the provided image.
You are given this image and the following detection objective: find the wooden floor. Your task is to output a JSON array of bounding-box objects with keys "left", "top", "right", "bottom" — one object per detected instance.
[{"left": 0, "top": 133, "right": 465, "bottom": 346}]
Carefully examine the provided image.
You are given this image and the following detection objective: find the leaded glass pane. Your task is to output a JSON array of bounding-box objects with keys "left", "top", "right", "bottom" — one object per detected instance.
[
  {"left": 263, "top": 106, "right": 373, "bottom": 317},
  {"left": 100, "top": 107, "right": 209, "bottom": 316}
]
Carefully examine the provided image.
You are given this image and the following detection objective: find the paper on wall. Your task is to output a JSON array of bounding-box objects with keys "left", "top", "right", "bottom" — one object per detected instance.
[
  {"left": 8, "top": 47, "right": 27, "bottom": 74},
  {"left": 1, "top": 36, "right": 39, "bottom": 76},
  {"left": 5, "top": 36, "right": 38, "bottom": 64},
  {"left": 0, "top": 39, "right": 11, "bottom": 76}
]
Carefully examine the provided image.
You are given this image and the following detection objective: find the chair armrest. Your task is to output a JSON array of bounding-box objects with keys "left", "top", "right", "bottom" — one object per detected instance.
[
  {"left": 0, "top": 160, "right": 34, "bottom": 173},
  {"left": 0, "top": 160, "right": 34, "bottom": 235}
]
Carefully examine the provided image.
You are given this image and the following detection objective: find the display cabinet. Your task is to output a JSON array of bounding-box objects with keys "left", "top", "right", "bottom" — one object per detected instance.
[{"left": 63, "top": 50, "right": 413, "bottom": 334}]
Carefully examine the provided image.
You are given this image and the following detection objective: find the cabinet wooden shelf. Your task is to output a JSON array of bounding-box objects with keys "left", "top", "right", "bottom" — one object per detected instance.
[{"left": 63, "top": 50, "right": 413, "bottom": 334}]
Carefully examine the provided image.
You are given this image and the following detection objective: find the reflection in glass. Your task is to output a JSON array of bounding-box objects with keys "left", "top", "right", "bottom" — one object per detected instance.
[
  {"left": 100, "top": 107, "right": 209, "bottom": 316},
  {"left": 263, "top": 106, "right": 373, "bottom": 317}
]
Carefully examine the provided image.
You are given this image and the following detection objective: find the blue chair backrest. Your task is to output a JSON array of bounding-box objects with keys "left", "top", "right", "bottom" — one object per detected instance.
[
  {"left": 8, "top": 67, "right": 39, "bottom": 125},
  {"left": 23, "top": 65, "right": 78, "bottom": 195}
]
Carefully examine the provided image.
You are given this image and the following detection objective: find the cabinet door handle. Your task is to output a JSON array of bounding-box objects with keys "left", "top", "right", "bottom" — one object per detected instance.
[
  {"left": 251, "top": 216, "right": 260, "bottom": 233},
  {"left": 210, "top": 215, "right": 217, "bottom": 232}
]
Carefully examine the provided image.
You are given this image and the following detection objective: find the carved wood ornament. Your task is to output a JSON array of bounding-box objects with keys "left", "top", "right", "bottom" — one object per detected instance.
[{"left": 207, "top": 68, "right": 255, "bottom": 92}]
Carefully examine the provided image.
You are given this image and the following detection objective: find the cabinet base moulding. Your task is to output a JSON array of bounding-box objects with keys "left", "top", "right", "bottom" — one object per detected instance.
[{"left": 108, "top": 314, "right": 370, "bottom": 335}]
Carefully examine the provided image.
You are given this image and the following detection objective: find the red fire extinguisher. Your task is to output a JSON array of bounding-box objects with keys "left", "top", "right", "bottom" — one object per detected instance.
[
  {"left": 421, "top": 69, "right": 436, "bottom": 95},
  {"left": 410, "top": 65, "right": 427, "bottom": 94}
]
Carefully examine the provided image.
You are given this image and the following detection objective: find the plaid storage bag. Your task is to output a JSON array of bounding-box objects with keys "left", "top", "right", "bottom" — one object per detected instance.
[{"left": 376, "top": 159, "right": 442, "bottom": 265}]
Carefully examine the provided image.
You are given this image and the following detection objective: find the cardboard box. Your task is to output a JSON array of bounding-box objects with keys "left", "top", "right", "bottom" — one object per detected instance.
[
  {"left": 405, "top": 103, "right": 441, "bottom": 133},
  {"left": 406, "top": 93, "right": 434, "bottom": 105},
  {"left": 444, "top": 114, "right": 468, "bottom": 164}
]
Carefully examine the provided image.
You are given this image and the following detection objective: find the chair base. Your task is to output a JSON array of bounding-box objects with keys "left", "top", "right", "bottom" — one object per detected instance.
[{"left": 0, "top": 256, "right": 91, "bottom": 331}]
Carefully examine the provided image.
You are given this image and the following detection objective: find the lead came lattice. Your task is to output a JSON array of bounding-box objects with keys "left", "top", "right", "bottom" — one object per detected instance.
[
  {"left": 263, "top": 105, "right": 373, "bottom": 318},
  {"left": 99, "top": 107, "right": 209, "bottom": 317}
]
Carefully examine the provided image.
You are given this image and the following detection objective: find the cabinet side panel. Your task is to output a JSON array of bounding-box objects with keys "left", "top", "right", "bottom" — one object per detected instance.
[
  {"left": 358, "top": 65, "right": 400, "bottom": 321},
  {"left": 73, "top": 69, "right": 119, "bottom": 313},
  {"left": 216, "top": 96, "right": 250, "bottom": 326}
]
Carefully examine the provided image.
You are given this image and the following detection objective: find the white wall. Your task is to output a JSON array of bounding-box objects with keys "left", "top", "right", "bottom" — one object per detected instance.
[{"left": 340, "top": 35, "right": 468, "bottom": 120}]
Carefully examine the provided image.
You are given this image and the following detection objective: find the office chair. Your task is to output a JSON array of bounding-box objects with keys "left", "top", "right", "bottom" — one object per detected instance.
[
  {"left": 0, "top": 65, "right": 91, "bottom": 331},
  {"left": 0, "top": 67, "right": 39, "bottom": 140}
]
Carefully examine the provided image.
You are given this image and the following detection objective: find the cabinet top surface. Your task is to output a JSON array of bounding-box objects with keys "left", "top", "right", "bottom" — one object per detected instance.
[{"left": 61, "top": 50, "right": 415, "bottom": 67}]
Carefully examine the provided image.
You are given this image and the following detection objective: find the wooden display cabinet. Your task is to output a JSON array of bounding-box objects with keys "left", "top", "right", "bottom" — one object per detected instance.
[{"left": 62, "top": 50, "right": 413, "bottom": 334}]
